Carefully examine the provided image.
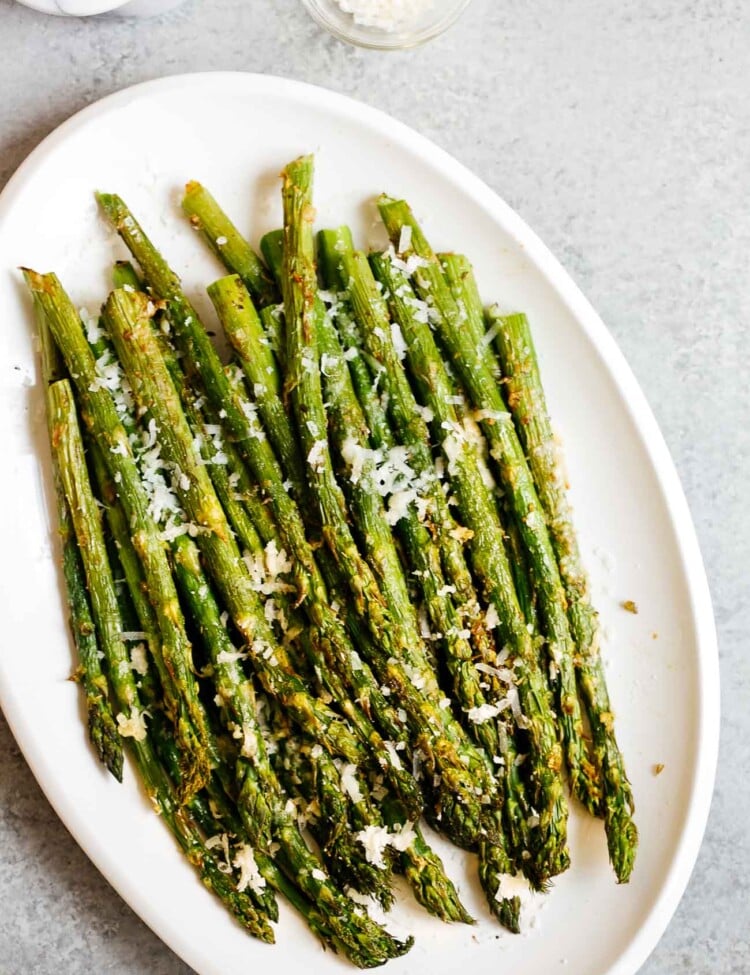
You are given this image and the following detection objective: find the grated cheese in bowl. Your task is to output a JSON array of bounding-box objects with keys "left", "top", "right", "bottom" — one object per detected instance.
[
  {"left": 334, "top": 0, "right": 435, "bottom": 31},
  {"left": 301, "top": 0, "right": 472, "bottom": 49}
]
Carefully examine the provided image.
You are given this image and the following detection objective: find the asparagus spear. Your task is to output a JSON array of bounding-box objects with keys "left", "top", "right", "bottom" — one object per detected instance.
[
  {"left": 377, "top": 199, "right": 599, "bottom": 818},
  {"left": 207, "top": 275, "right": 307, "bottom": 499},
  {"left": 85, "top": 343, "right": 278, "bottom": 920},
  {"left": 95, "top": 382, "right": 412, "bottom": 967},
  {"left": 441, "top": 254, "right": 635, "bottom": 877},
  {"left": 437, "top": 253, "right": 501, "bottom": 384},
  {"left": 48, "top": 377, "right": 274, "bottom": 938},
  {"left": 279, "top": 161, "right": 499, "bottom": 850},
  {"left": 378, "top": 795, "right": 474, "bottom": 924},
  {"left": 99, "top": 185, "right": 507, "bottom": 850},
  {"left": 137, "top": 482, "right": 413, "bottom": 960},
  {"left": 24, "top": 269, "right": 212, "bottom": 802},
  {"left": 270, "top": 708, "right": 396, "bottom": 909},
  {"left": 272, "top": 702, "right": 472, "bottom": 925},
  {"left": 101, "top": 287, "right": 362, "bottom": 765},
  {"left": 34, "top": 304, "right": 122, "bottom": 780},
  {"left": 250, "top": 539, "right": 472, "bottom": 922},
  {"left": 280, "top": 158, "right": 391, "bottom": 626},
  {"left": 437, "top": 256, "right": 543, "bottom": 634},
  {"left": 316, "top": 229, "right": 499, "bottom": 677},
  {"left": 313, "top": 233, "right": 526, "bottom": 916},
  {"left": 96, "top": 191, "right": 424, "bottom": 816},
  {"left": 108, "top": 520, "right": 281, "bottom": 929},
  {"left": 171, "top": 535, "right": 275, "bottom": 847},
  {"left": 318, "top": 230, "right": 535, "bottom": 872},
  {"left": 170, "top": 327, "right": 426, "bottom": 819},
  {"left": 290, "top": 200, "right": 523, "bottom": 923},
  {"left": 152, "top": 722, "right": 364, "bottom": 959},
  {"left": 92, "top": 414, "right": 276, "bottom": 905},
  {"left": 264, "top": 229, "right": 445, "bottom": 700},
  {"left": 491, "top": 308, "right": 637, "bottom": 882},
  {"left": 181, "top": 180, "right": 278, "bottom": 308},
  {"left": 311, "top": 233, "right": 528, "bottom": 918},
  {"left": 369, "top": 251, "right": 569, "bottom": 884},
  {"left": 98, "top": 194, "right": 415, "bottom": 732},
  {"left": 112, "top": 259, "right": 143, "bottom": 291}
]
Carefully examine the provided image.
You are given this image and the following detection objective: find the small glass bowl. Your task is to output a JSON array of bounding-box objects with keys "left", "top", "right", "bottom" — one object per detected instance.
[{"left": 301, "top": 0, "right": 473, "bottom": 50}]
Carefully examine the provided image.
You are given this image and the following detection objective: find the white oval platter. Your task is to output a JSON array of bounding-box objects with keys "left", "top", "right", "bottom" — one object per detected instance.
[{"left": 0, "top": 72, "right": 718, "bottom": 975}]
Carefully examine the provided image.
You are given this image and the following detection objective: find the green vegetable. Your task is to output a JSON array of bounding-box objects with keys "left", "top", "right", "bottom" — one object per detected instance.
[
  {"left": 182, "top": 180, "right": 278, "bottom": 307},
  {"left": 23, "top": 269, "right": 212, "bottom": 803},
  {"left": 101, "top": 286, "right": 362, "bottom": 765},
  {"left": 369, "top": 251, "right": 569, "bottom": 885},
  {"left": 491, "top": 307, "right": 637, "bottom": 883}
]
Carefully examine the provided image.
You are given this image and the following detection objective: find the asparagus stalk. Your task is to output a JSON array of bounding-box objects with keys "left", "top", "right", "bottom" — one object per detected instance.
[
  {"left": 98, "top": 185, "right": 509, "bottom": 850},
  {"left": 152, "top": 721, "right": 360, "bottom": 957},
  {"left": 94, "top": 373, "right": 412, "bottom": 968},
  {"left": 101, "top": 287, "right": 362, "bottom": 765},
  {"left": 437, "top": 253, "right": 501, "bottom": 385},
  {"left": 280, "top": 158, "right": 391, "bottom": 627},
  {"left": 437, "top": 256, "right": 542, "bottom": 634},
  {"left": 491, "top": 308, "right": 637, "bottom": 882},
  {"left": 378, "top": 795, "right": 474, "bottom": 924},
  {"left": 171, "top": 535, "right": 275, "bottom": 849},
  {"left": 314, "top": 236, "right": 525, "bottom": 917},
  {"left": 270, "top": 229, "right": 432, "bottom": 687},
  {"left": 318, "top": 229, "right": 535, "bottom": 872},
  {"left": 223, "top": 480, "right": 471, "bottom": 923},
  {"left": 377, "top": 199, "right": 599, "bottom": 818},
  {"left": 272, "top": 701, "right": 472, "bottom": 925},
  {"left": 441, "top": 254, "right": 635, "bottom": 878},
  {"left": 270, "top": 708, "right": 396, "bottom": 909},
  {"left": 96, "top": 191, "right": 425, "bottom": 815},
  {"left": 288, "top": 182, "right": 522, "bottom": 920},
  {"left": 48, "top": 378, "right": 274, "bottom": 938},
  {"left": 279, "top": 162, "right": 498, "bottom": 851},
  {"left": 317, "top": 230, "right": 499, "bottom": 675},
  {"left": 369, "top": 251, "right": 569, "bottom": 884},
  {"left": 312, "top": 233, "right": 529, "bottom": 916},
  {"left": 181, "top": 180, "right": 278, "bottom": 308},
  {"left": 34, "top": 305, "right": 122, "bottom": 780},
  {"left": 92, "top": 408, "right": 276, "bottom": 906},
  {"left": 174, "top": 336, "right": 426, "bottom": 819},
  {"left": 109, "top": 526, "right": 280, "bottom": 930},
  {"left": 112, "top": 260, "right": 143, "bottom": 291},
  {"left": 24, "top": 269, "right": 212, "bottom": 802},
  {"left": 207, "top": 275, "right": 307, "bottom": 499}
]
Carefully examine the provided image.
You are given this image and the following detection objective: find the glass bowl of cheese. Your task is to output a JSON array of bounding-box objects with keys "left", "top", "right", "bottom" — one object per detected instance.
[{"left": 301, "top": 0, "right": 473, "bottom": 49}]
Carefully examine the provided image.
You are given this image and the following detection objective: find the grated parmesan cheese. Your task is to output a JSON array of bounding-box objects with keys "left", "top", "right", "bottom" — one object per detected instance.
[
  {"left": 233, "top": 844, "right": 266, "bottom": 894},
  {"left": 307, "top": 439, "right": 328, "bottom": 472},
  {"left": 129, "top": 643, "right": 149, "bottom": 676},
  {"left": 116, "top": 707, "right": 148, "bottom": 741},
  {"left": 390, "top": 322, "right": 408, "bottom": 360},
  {"left": 216, "top": 648, "right": 248, "bottom": 665},
  {"left": 355, "top": 822, "right": 418, "bottom": 868},
  {"left": 397, "top": 225, "right": 412, "bottom": 253},
  {"left": 339, "top": 763, "right": 363, "bottom": 803},
  {"left": 466, "top": 702, "right": 502, "bottom": 725}
]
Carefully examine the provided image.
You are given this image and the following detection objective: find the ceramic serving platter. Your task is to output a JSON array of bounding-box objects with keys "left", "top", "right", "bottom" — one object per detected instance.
[{"left": 0, "top": 73, "right": 719, "bottom": 975}]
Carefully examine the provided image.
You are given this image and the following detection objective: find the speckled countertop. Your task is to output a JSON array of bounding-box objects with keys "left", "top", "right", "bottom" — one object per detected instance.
[{"left": 0, "top": 0, "right": 745, "bottom": 971}]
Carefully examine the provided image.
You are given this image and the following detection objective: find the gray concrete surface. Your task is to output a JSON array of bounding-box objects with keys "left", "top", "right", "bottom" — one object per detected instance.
[{"left": 0, "top": 0, "right": 745, "bottom": 971}]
